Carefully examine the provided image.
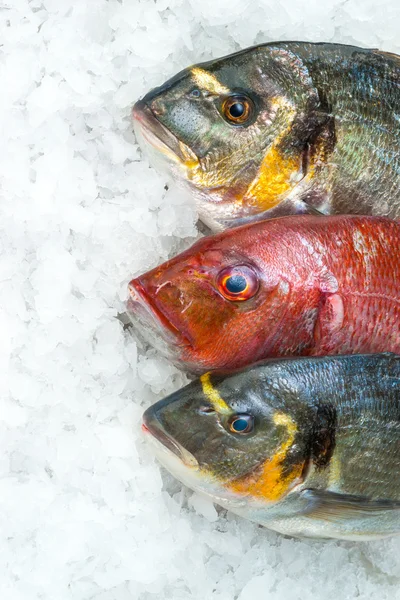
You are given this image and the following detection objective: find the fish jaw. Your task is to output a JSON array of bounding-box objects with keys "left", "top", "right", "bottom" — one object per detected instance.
[
  {"left": 142, "top": 406, "right": 248, "bottom": 509},
  {"left": 126, "top": 278, "right": 195, "bottom": 364},
  {"left": 143, "top": 406, "right": 304, "bottom": 534},
  {"left": 132, "top": 100, "right": 199, "bottom": 176},
  {"left": 143, "top": 407, "right": 199, "bottom": 469}
]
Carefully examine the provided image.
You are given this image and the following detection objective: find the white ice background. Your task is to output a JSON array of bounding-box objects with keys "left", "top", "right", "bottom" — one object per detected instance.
[{"left": 1, "top": 0, "right": 400, "bottom": 598}]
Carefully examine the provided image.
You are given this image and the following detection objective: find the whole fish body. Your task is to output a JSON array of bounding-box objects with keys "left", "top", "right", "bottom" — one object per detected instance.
[
  {"left": 142, "top": 353, "right": 400, "bottom": 540},
  {"left": 133, "top": 42, "right": 400, "bottom": 231},
  {"left": 128, "top": 214, "right": 400, "bottom": 373}
]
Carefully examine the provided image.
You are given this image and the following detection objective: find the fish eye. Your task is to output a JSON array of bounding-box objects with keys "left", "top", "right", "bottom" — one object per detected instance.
[
  {"left": 229, "top": 414, "right": 254, "bottom": 434},
  {"left": 189, "top": 89, "right": 201, "bottom": 98},
  {"left": 222, "top": 95, "right": 254, "bottom": 125},
  {"left": 217, "top": 265, "right": 259, "bottom": 301}
]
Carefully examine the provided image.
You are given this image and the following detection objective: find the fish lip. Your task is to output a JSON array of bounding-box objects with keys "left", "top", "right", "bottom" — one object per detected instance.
[
  {"left": 142, "top": 408, "right": 199, "bottom": 469},
  {"left": 127, "top": 279, "right": 194, "bottom": 349},
  {"left": 132, "top": 100, "right": 195, "bottom": 165}
]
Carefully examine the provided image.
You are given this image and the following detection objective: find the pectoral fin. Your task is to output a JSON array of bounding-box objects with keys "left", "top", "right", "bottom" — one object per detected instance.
[
  {"left": 289, "top": 196, "right": 326, "bottom": 216},
  {"left": 374, "top": 50, "right": 400, "bottom": 66},
  {"left": 301, "top": 489, "right": 400, "bottom": 523},
  {"left": 300, "top": 203, "right": 326, "bottom": 216},
  {"left": 313, "top": 293, "right": 344, "bottom": 351}
]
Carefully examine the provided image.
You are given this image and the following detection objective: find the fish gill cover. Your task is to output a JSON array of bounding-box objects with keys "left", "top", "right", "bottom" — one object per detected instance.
[{"left": 1, "top": 1, "right": 400, "bottom": 599}]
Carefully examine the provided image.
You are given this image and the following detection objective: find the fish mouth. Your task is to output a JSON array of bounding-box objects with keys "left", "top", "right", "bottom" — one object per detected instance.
[
  {"left": 127, "top": 279, "right": 193, "bottom": 349},
  {"left": 143, "top": 407, "right": 249, "bottom": 509},
  {"left": 142, "top": 408, "right": 199, "bottom": 469},
  {"left": 132, "top": 100, "right": 199, "bottom": 168}
]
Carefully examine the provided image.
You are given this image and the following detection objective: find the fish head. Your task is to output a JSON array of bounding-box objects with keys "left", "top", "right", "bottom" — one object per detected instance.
[
  {"left": 133, "top": 45, "right": 324, "bottom": 229},
  {"left": 142, "top": 366, "right": 308, "bottom": 508},
  {"left": 127, "top": 224, "right": 293, "bottom": 372}
]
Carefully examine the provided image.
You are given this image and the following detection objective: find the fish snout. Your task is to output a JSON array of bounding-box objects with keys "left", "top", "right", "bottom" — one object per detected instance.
[
  {"left": 142, "top": 403, "right": 199, "bottom": 469},
  {"left": 131, "top": 99, "right": 190, "bottom": 167},
  {"left": 127, "top": 277, "right": 194, "bottom": 348},
  {"left": 132, "top": 100, "right": 154, "bottom": 127},
  {"left": 128, "top": 277, "right": 177, "bottom": 307},
  {"left": 127, "top": 277, "right": 160, "bottom": 325},
  {"left": 132, "top": 97, "right": 166, "bottom": 123},
  {"left": 128, "top": 278, "right": 146, "bottom": 303},
  {"left": 147, "top": 95, "right": 167, "bottom": 118},
  {"left": 132, "top": 99, "right": 144, "bottom": 122},
  {"left": 128, "top": 277, "right": 165, "bottom": 318}
]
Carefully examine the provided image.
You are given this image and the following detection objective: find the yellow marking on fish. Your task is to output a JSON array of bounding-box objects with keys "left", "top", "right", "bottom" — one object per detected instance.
[
  {"left": 244, "top": 99, "right": 302, "bottom": 211},
  {"left": 200, "top": 372, "right": 232, "bottom": 415},
  {"left": 245, "top": 144, "right": 303, "bottom": 210},
  {"left": 227, "top": 411, "right": 304, "bottom": 502},
  {"left": 191, "top": 68, "right": 230, "bottom": 96}
]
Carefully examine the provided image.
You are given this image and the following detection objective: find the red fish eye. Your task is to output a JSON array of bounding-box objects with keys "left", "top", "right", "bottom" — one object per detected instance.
[{"left": 217, "top": 265, "right": 259, "bottom": 301}]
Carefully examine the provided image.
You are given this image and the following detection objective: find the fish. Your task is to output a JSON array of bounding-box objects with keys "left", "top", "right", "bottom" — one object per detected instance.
[
  {"left": 142, "top": 352, "right": 400, "bottom": 541},
  {"left": 132, "top": 42, "right": 400, "bottom": 231},
  {"left": 127, "top": 214, "right": 400, "bottom": 373}
]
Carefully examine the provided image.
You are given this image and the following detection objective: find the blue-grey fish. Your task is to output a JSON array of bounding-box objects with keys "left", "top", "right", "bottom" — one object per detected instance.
[
  {"left": 143, "top": 353, "right": 400, "bottom": 540},
  {"left": 133, "top": 42, "right": 400, "bottom": 230}
]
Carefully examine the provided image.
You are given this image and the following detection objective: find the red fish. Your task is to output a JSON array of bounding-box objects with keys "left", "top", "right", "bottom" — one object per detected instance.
[{"left": 127, "top": 215, "right": 400, "bottom": 373}]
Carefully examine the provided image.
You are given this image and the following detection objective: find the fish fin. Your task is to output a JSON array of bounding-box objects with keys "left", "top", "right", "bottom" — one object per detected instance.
[
  {"left": 291, "top": 197, "right": 326, "bottom": 216},
  {"left": 373, "top": 49, "right": 400, "bottom": 66},
  {"left": 301, "top": 203, "right": 326, "bottom": 216},
  {"left": 300, "top": 489, "right": 400, "bottom": 522},
  {"left": 313, "top": 292, "right": 344, "bottom": 349},
  {"left": 258, "top": 193, "right": 328, "bottom": 218}
]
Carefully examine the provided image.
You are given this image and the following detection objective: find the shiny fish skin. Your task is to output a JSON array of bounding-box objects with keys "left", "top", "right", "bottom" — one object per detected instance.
[
  {"left": 128, "top": 214, "right": 400, "bottom": 373},
  {"left": 133, "top": 42, "right": 400, "bottom": 231},
  {"left": 142, "top": 353, "right": 400, "bottom": 540}
]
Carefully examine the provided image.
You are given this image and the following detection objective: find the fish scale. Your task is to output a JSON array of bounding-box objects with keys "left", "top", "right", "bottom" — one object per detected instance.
[
  {"left": 128, "top": 214, "right": 400, "bottom": 373},
  {"left": 142, "top": 353, "right": 400, "bottom": 540},
  {"left": 133, "top": 42, "right": 400, "bottom": 230}
]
